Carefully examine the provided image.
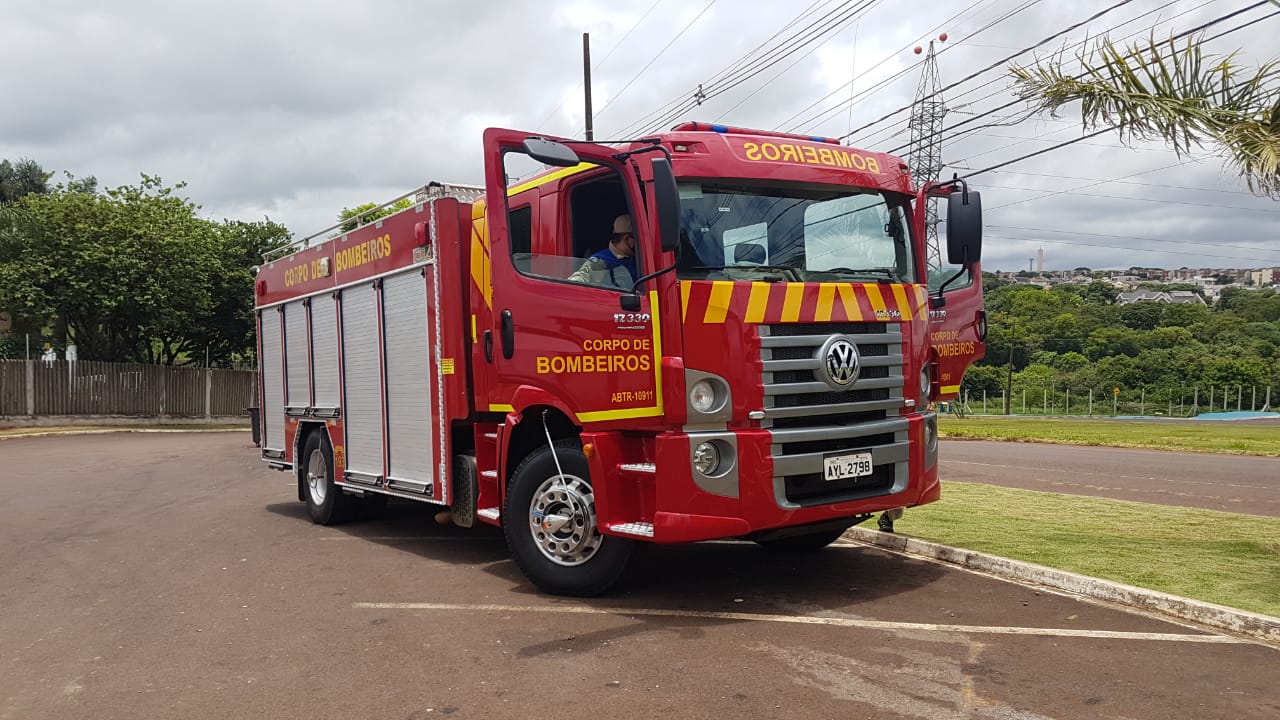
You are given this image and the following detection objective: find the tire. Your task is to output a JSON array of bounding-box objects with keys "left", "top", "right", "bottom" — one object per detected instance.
[
  {"left": 302, "top": 429, "right": 357, "bottom": 525},
  {"left": 503, "top": 440, "right": 633, "bottom": 597},
  {"left": 755, "top": 526, "right": 848, "bottom": 552}
]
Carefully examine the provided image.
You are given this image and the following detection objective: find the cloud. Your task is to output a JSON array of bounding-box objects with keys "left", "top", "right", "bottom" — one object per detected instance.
[{"left": 1, "top": 0, "right": 1275, "bottom": 270}]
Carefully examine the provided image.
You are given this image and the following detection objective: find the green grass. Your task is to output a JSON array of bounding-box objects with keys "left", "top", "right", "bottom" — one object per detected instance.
[
  {"left": 940, "top": 416, "right": 1280, "bottom": 456},
  {"left": 903, "top": 481, "right": 1280, "bottom": 617}
]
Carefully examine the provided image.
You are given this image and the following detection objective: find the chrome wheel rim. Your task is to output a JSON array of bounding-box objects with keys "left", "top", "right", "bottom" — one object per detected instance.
[
  {"left": 306, "top": 448, "right": 327, "bottom": 505},
  {"left": 527, "top": 473, "right": 601, "bottom": 567}
]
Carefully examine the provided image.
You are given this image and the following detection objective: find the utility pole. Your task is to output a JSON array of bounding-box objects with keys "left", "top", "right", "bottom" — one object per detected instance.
[{"left": 583, "top": 33, "right": 594, "bottom": 141}]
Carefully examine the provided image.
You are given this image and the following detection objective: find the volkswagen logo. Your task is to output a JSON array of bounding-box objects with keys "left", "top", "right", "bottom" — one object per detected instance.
[{"left": 816, "top": 336, "right": 861, "bottom": 390}]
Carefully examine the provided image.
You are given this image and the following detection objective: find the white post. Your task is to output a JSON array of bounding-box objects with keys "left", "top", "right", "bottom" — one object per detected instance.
[
  {"left": 1140, "top": 387, "right": 1145, "bottom": 415},
  {"left": 205, "top": 369, "right": 213, "bottom": 420},
  {"left": 1237, "top": 385, "right": 1242, "bottom": 412},
  {"left": 25, "top": 358, "right": 35, "bottom": 416},
  {"left": 1066, "top": 388, "right": 1071, "bottom": 415},
  {"left": 1088, "top": 388, "right": 1093, "bottom": 416}
]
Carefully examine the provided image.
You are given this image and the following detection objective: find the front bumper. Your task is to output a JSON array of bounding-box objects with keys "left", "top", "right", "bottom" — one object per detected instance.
[{"left": 585, "top": 412, "right": 939, "bottom": 543}]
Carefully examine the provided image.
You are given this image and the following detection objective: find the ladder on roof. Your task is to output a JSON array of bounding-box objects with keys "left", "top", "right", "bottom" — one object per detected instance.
[{"left": 263, "top": 181, "right": 484, "bottom": 261}]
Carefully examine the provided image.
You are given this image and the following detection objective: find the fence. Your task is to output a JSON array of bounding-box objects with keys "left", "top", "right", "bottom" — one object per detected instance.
[
  {"left": 952, "top": 383, "right": 1276, "bottom": 418},
  {"left": 0, "top": 360, "right": 256, "bottom": 418}
]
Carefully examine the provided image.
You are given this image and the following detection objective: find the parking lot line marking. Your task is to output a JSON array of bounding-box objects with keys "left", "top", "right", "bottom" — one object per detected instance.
[{"left": 353, "top": 602, "right": 1245, "bottom": 644}]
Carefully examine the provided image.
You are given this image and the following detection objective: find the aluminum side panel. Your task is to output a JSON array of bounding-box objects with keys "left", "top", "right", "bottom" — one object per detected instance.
[
  {"left": 341, "top": 284, "right": 383, "bottom": 476},
  {"left": 383, "top": 271, "right": 434, "bottom": 488},
  {"left": 260, "top": 309, "right": 286, "bottom": 452},
  {"left": 310, "top": 294, "right": 339, "bottom": 409},
  {"left": 284, "top": 302, "right": 309, "bottom": 407}
]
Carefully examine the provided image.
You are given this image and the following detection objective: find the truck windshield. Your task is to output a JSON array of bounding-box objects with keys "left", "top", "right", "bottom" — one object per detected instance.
[{"left": 674, "top": 182, "right": 914, "bottom": 283}]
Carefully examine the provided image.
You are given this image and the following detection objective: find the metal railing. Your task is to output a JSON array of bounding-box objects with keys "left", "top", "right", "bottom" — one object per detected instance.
[{"left": 262, "top": 181, "right": 485, "bottom": 262}]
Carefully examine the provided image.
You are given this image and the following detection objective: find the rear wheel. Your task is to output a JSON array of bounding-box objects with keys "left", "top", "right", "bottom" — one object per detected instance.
[
  {"left": 755, "top": 527, "right": 849, "bottom": 552},
  {"left": 503, "top": 440, "right": 633, "bottom": 596},
  {"left": 302, "top": 430, "right": 357, "bottom": 525}
]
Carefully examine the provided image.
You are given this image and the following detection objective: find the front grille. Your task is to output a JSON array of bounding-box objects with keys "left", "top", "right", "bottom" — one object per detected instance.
[{"left": 759, "top": 322, "right": 909, "bottom": 507}]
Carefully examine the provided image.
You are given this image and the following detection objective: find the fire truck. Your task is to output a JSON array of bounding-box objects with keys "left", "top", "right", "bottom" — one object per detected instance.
[{"left": 254, "top": 122, "right": 985, "bottom": 596}]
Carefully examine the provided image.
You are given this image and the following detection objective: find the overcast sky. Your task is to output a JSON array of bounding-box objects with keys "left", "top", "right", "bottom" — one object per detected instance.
[{"left": 3, "top": 0, "right": 1277, "bottom": 273}]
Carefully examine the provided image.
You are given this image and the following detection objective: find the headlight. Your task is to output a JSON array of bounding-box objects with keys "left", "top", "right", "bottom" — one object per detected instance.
[
  {"left": 690, "top": 379, "right": 717, "bottom": 414},
  {"left": 925, "top": 416, "right": 938, "bottom": 452},
  {"left": 920, "top": 364, "right": 932, "bottom": 401},
  {"left": 692, "top": 441, "right": 721, "bottom": 476}
]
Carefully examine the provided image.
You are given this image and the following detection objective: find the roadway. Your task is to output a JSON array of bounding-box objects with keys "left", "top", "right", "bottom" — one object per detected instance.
[
  {"left": 940, "top": 440, "right": 1280, "bottom": 516},
  {"left": 0, "top": 432, "right": 1276, "bottom": 720}
]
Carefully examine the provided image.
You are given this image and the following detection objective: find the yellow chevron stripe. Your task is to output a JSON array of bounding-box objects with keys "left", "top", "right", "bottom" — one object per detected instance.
[
  {"left": 836, "top": 284, "right": 862, "bottom": 321},
  {"left": 891, "top": 284, "right": 912, "bottom": 321},
  {"left": 704, "top": 281, "right": 735, "bottom": 324},
  {"left": 681, "top": 281, "right": 691, "bottom": 322},
  {"left": 782, "top": 283, "right": 804, "bottom": 322},
  {"left": 864, "top": 283, "right": 888, "bottom": 317},
  {"left": 745, "top": 282, "right": 771, "bottom": 324},
  {"left": 916, "top": 285, "right": 929, "bottom": 317},
  {"left": 815, "top": 283, "right": 835, "bottom": 322}
]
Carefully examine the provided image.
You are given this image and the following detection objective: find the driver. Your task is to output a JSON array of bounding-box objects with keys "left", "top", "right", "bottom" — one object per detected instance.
[{"left": 568, "top": 214, "right": 637, "bottom": 288}]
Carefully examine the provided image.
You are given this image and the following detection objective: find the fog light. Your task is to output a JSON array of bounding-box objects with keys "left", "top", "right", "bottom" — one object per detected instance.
[
  {"left": 690, "top": 380, "right": 717, "bottom": 414},
  {"left": 692, "top": 441, "right": 721, "bottom": 476}
]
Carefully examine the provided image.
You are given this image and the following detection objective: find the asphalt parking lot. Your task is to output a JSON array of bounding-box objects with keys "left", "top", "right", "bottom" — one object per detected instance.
[{"left": 1, "top": 432, "right": 1276, "bottom": 720}]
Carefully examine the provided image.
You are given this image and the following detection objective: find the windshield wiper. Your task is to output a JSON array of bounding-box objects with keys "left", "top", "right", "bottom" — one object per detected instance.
[
  {"left": 818, "top": 267, "right": 904, "bottom": 283},
  {"left": 691, "top": 265, "right": 803, "bottom": 282}
]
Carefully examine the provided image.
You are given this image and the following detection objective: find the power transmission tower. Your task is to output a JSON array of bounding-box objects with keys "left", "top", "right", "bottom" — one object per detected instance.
[{"left": 907, "top": 38, "right": 946, "bottom": 278}]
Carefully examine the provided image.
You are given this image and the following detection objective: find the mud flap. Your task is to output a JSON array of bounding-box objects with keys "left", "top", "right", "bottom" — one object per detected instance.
[{"left": 452, "top": 454, "right": 478, "bottom": 528}]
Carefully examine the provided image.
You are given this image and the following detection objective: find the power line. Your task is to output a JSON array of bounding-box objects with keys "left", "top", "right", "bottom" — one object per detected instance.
[
  {"left": 532, "top": 0, "right": 666, "bottom": 132},
  {"left": 988, "top": 225, "right": 1280, "bottom": 254},
  {"left": 983, "top": 233, "right": 1280, "bottom": 264},
  {"left": 979, "top": 159, "right": 1195, "bottom": 210},
  {"left": 610, "top": 0, "right": 842, "bottom": 137},
  {"left": 841, "top": 0, "right": 1140, "bottom": 142},
  {"left": 589, "top": 0, "right": 719, "bottom": 129},
  {"left": 983, "top": 169, "right": 1267, "bottom": 196},
  {"left": 882, "top": 1, "right": 1271, "bottom": 156},
  {"left": 715, "top": 0, "right": 886, "bottom": 121},
  {"left": 977, "top": 183, "right": 1280, "bottom": 213},
  {"left": 775, "top": 0, "right": 1015, "bottom": 132},
  {"left": 626, "top": 0, "right": 880, "bottom": 135}
]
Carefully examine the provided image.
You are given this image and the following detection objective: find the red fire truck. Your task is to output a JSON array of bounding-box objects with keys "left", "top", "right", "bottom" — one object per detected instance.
[{"left": 254, "top": 122, "right": 985, "bottom": 596}]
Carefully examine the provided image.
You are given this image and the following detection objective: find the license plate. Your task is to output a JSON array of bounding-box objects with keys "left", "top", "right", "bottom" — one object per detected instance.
[{"left": 823, "top": 452, "right": 874, "bottom": 481}]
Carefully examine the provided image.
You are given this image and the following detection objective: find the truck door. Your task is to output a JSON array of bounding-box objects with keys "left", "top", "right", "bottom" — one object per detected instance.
[
  {"left": 919, "top": 184, "right": 986, "bottom": 401},
  {"left": 479, "top": 128, "right": 663, "bottom": 423}
]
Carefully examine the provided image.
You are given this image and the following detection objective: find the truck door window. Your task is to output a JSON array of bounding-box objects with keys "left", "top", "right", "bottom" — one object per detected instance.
[
  {"left": 927, "top": 214, "right": 973, "bottom": 292},
  {"left": 503, "top": 151, "right": 639, "bottom": 291}
]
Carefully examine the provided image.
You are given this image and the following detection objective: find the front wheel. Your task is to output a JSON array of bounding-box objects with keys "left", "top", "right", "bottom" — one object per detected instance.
[{"left": 503, "top": 440, "right": 633, "bottom": 596}]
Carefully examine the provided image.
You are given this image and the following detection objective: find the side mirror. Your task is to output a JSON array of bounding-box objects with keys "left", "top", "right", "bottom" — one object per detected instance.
[
  {"left": 521, "top": 137, "right": 580, "bottom": 167},
  {"left": 946, "top": 189, "right": 982, "bottom": 264},
  {"left": 651, "top": 157, "right": 680, "bottom": 253}
]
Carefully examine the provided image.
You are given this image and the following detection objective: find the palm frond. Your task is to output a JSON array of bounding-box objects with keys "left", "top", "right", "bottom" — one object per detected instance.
[{"left": 1009, "top": 33, "right": 1280, "bottom": 198}]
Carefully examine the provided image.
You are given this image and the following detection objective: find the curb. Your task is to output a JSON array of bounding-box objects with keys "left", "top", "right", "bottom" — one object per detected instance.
[
  {"left": 842, "top": 526, "right": 1280, "bottom": 647},
  {"left": 0, "top": 428, "right": 250, "bottom": 440}
]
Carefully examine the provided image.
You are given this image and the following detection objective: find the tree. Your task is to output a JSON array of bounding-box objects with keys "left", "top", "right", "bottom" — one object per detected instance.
[
  {"left": 339, "top": 198, "right": 412, "bottom": 232},
  {"left": 1010, "top": 33, "right": 1280, "bottom": 197},
  {"left": 189, "top": 219, "right": 292, "bottom": 366},
  {"left": 0, "top": 158, "right": 51, "bottom": 202},
  {"left": 0, "top": 176, "right": 221, "bottom": 362}
]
